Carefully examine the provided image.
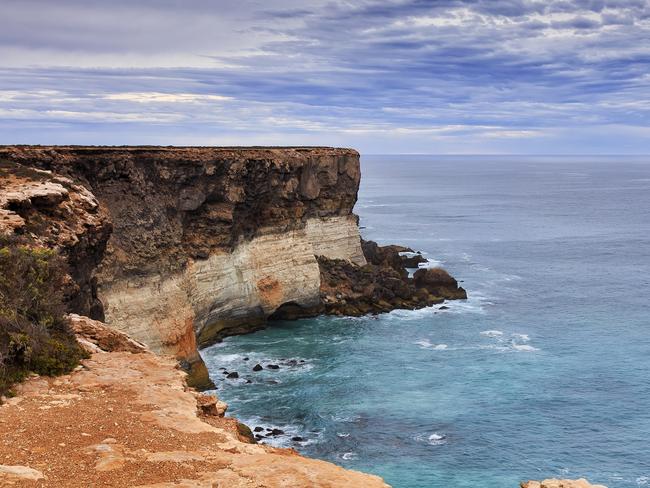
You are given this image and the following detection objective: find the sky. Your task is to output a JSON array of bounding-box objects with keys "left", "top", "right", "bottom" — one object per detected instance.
[{"left": 1, "top": 0, "right": 649, "bottom": 154}]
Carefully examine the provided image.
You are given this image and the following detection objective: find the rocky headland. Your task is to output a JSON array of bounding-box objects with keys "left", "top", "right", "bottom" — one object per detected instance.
[
  {"left": 0, "top": 146, "right": 603, "bottom": 487},
  {"left": 0, "top": 146, "right": 465, "bottom": 389}
]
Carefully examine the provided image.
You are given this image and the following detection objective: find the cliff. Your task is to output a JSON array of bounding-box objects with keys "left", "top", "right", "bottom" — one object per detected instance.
[
  {"left": 0, "top": 146, "right": 465, "bottom": 389},
  {"left": 1, "top": 146, "right": 365, "bottom": 387},
  {"left": 0, "top": 316, "right": 389, "bottom": 488}
]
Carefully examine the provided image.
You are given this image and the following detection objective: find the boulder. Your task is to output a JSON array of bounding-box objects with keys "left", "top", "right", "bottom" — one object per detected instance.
[
  {"left": 68, "top": 314, "right": 148, "bottom": 354},
  {"left": 195, "top": 394, "right": 228, "bottom": 417},
  {"left": 413, "top": 268, "right": 467, "bottom": 299},
  {"left": 400, "top": 253, "right": 428, "bottom": 268}
]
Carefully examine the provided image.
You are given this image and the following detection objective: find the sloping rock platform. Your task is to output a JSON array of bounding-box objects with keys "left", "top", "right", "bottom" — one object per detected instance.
[{"left": 0, "top": 317, "right": 388, "bottom": 487}]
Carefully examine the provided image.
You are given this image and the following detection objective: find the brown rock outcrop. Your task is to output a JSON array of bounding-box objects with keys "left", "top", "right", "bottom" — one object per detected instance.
[
  {"left": 0, "top": 160, "right": 112, "bottom": 318},
  {"left": 68, "top": 313, "right": 148, "bottom": 355},
  {"left": 413, "top": 268, "right": 468, "bottom": 300},
  {"left": 273, "top": 240, "right": 467, "bottom": 318}
]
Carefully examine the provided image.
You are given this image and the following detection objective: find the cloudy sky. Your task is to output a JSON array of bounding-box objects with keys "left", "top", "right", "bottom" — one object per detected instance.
[{"left": 1, "top": 0, "right": 649, "bottom": 153}]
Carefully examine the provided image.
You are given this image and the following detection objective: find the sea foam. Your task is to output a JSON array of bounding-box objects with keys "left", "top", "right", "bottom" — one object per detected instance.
[{"left": 480, "top": 330, "right": 504, "bottom": 337}]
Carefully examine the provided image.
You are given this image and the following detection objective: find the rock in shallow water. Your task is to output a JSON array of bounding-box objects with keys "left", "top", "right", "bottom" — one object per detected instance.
[{"left": 413, "top": 268, "right": 468, "bottom": 300}]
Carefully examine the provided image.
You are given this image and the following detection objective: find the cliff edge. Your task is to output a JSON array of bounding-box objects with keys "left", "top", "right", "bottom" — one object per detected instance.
[
  {"left": 1, "top": 146, "right": 365, "bottom": 387},
  {"left": 0, "top": 146, "right": 465, "bottom": 389}
]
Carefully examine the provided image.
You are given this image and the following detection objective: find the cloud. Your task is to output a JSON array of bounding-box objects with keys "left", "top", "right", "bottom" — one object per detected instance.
[{"left": 0, "top": 0, "right": 648, "bottom": 153}]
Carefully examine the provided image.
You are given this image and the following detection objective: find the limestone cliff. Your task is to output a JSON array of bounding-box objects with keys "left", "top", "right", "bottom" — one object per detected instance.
[{"left": 0, "top": 146, "right": 365, "bottom": 387}]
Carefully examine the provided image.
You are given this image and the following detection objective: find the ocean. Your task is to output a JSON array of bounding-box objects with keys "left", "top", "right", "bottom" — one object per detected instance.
[{"left": 202, "top": 155, "right": 650, "bottom": 488}]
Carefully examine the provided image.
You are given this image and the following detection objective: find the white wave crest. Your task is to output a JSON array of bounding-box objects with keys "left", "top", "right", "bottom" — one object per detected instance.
[
  {"left": 340, "top": 452, "right": 358, "bottom": 460},
  {"left": 480, "top": 330, "right": 504, "bottom": 337},
  {"left": 415, "top": 339, "right": 449, "bottom": 350},
  {"left": 415, "top": 432, "right": 447, "bottom": 446},
  {"left": 428, "top": 433, "right": 447, "bottom": 445}
]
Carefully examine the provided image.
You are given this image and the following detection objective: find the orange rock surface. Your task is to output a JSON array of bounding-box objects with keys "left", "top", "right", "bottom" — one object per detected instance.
[{"left": 0, "top": 319, "right": 389, "bottom": 488}]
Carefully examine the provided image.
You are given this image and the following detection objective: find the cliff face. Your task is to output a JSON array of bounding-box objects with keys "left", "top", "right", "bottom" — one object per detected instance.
[{"left": 0, "top": 146, "right": 366, "bottom": 387}]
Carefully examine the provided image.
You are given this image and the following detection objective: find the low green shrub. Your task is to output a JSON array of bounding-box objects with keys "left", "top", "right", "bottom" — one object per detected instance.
[{"left": 0, "top": 238, "right": 88, "bottom": 398}]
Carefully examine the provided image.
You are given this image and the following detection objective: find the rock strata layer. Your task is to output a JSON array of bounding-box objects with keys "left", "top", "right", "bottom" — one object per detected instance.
[
  {"left": 0, "top": 146, "right": 465, "bottom": 388},
  {"left": 522, "top": 479, "right": 607, "bottom": 488}
]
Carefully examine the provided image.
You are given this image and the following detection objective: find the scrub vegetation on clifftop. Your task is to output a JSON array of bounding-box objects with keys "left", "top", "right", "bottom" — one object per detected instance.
[{"left": 0, "top": 237, "right": 87, "bottom": 398}]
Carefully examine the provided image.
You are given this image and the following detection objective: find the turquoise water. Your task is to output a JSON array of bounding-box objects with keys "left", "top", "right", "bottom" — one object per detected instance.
[{"left": 203, "top": 156, "right": 650, "bottom": 488}]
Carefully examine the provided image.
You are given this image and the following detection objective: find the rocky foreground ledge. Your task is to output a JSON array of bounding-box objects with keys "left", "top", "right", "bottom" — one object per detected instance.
[{"left": 0, "top": 316, "right": 389, "bottom": 487}]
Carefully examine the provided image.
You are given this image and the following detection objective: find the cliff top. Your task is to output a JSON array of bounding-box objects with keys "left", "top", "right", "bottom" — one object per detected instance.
[{"left": 0, "top": 145, "right": 359, "bottom": 156}]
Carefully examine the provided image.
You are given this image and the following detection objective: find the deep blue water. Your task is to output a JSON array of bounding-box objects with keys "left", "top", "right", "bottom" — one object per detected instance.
[{"left": 203, "top": 155, "right": 650, "bottom": 488}]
